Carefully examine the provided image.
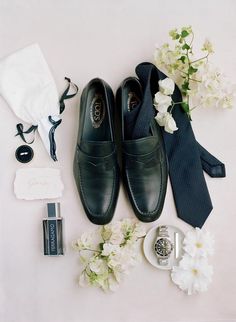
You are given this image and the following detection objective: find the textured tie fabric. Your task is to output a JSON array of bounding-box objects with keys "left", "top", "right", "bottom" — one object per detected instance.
[
  {"left": 131, "top": 62, "right": 226, "bottom": 228},
  {"left": 125, "top": 64, "right": 158, "bottom": 139}
]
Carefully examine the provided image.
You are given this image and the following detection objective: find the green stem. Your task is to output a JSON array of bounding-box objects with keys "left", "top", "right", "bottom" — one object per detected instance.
[
  {"left": 177, "top": 68, "right": 201, "bottom": 83},
  {"left": 81, "top": 248, "right": 101, "bottom": 253},
  {"left": 189, "top": 77, "right": 201, "bottom": 83},
  {"left": 172, "top": 101, "right": 184, "bottom": 106},
  {"left": 190, "top": 104, "right": 201, "bottom": 111},
  {"left": 189, "top": 32, "right": 194, "bottom": 47},
  {"left": 177, "top": 68, "right": 188, "bottom": 76},
  {"left": 190, "top": 53, "right": 209, "bottom": 64}
]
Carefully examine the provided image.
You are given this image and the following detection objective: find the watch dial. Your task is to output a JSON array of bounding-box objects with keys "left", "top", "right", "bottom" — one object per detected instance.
[{"left": 154, "top": 238, "right": 172, "bottom": 256}]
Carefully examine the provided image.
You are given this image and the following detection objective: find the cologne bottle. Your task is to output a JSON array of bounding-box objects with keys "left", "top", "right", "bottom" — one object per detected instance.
[{"left": 43, "top": 203, "right": 64, "bottom": 256}]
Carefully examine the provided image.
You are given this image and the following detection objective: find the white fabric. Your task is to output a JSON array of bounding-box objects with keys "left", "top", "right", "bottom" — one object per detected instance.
[
  {"left": 0, "top": 43, "right": 60, "bottom": 158},
  {"left": 14, "top": 168, "right": 64, "bottom": 200}
]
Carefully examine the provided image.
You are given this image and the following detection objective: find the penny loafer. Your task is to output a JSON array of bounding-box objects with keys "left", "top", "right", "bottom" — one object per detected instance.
[
  {"left": 74, "top": 78, "right": 120, "bottom": 225},
  {"left": 117, "top": 77, "right": 168, "bottom": 222}
]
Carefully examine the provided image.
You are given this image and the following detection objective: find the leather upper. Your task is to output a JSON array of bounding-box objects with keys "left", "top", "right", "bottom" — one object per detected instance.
[
  {"left": 117, "top": 77, "right": 168, "bottom": 222},
  {"left": 73, "top": 78, "right": 120, "bottom": 225}
]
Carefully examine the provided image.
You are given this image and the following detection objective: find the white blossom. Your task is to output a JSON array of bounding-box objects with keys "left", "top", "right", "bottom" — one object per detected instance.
[
  {"left": 171, "top": 254, "right": 213, "bottom": 295},
  {"left": 158, "top": 78, "right": 175, "bottom": 96},
  {"left": 202, "top": 39, "right": 214, "bottom": 54},
  {"left": 107, "top": 274, "right": 119, "bottom": 292},
  {"left": 78, "top": 271, "right": 89, "bottom": 287},
  {"left": 109, "top": 221, "right": 124, "bottom": 245},
  {"left": 183, "top": 227, "right": 214, "bottom": 258},
  {"left": 101, "top": 225, "right": 112, "bottom": 241},
  {"left": 73, "top": 218, "right": 145, "bottom": 292},
  {"left": 154, "top": 92, "right": 172, "bottom": 113},
  {"left": 155, "top": 112, "right": 178, "bottom": 134},
  {"left": 89, "top": 258, "right": 108, "bottom": 275},
  {"left": 101, "top": 243, "right": 120, "bottom": 256},
  {"left": 72, "top": 232, "right": 94, "bottom": 251},
  {"left": 133, "top": 222, "right": 146, "bottom": 238}
]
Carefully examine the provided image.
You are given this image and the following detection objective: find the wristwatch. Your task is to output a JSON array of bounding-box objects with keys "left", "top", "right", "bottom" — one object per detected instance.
[{"left": 154, "top": 225, "right": 173, "bottom": 266}]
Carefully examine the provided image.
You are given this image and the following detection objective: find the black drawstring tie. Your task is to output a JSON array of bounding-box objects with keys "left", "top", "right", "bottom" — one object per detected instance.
[
  {"left": 59, "top": 77, "right": 79, "bottom": 114},
  {"left": 15, "top": 77, "right": 78, "bottom": 161},
  {"left": 48, "top": 116, "right": 62, "bottom": 161},
  {"left": 15, "top": 123, "right": 38, "bottom": 144}
]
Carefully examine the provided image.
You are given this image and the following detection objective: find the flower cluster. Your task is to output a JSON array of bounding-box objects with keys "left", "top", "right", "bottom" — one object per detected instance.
[
  {"left": 154, "top": 78, "right": 178, "bottom": 134},
  {"left": 171, "top": 228, "right": 214, "bottom": 295},
  {"left": 72, "top": 219, "right": 146, "bottom": 292},
  {"left": 154, "top": 26, "right": 235, "bottom": 121}
]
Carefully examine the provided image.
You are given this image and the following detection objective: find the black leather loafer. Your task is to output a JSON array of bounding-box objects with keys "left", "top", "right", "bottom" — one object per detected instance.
[
  {"left": 117, "top": 77, "right": 168, "bottom": 222},
  {"left": 74, "top": 78, "right": 120, "bottom": 225}
]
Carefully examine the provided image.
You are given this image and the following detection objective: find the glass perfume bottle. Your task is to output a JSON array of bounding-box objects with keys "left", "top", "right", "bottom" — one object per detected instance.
[{"left": 43, "top": 203, "right": 64, "bottom": 256}]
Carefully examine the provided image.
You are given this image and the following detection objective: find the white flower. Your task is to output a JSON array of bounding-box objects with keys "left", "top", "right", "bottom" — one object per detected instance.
[
  {"left": 120, "top": 219, "right": 146, "bottom": 244},
  {"left": 217, "top": 88, "right": 236, "bottom": 109},
  {"left": 183, "top": 228, "right": 214, "bottom": 258},
  {"left": 169, "top": 28, "right": 178, "bottom": 39},
  {"left": 107, "top": 274, "right": 119, "bottom": 292},
  {"left": 171, "top": 254, "right": 213, "bottom": 295},
  {"left": 73, "top": 219, "right": 144, "bottom": 292},
  {"left": 94, "top": 274, "right": 109, "bottom": 291},
  {"left": 109, "top": 221, "right": 124, "bottom": 245},
  {"left": 133, "top": 222, "right": 146, "bottom": 238},
  {"left": 158, "top": 78, "right": 175, "bottom": 95},
  {"left": 89, "top": 258, "right": 108, "bottom": 275},
  {"left": 202, "top": 39, "right": 214, "bottom": 54},
  {"left": 101, "top": 225, "right": 112, "bottom": 241},
  {"left": 154, "top": 30, "right": 235, "bottom": 112},
  {"left": 101, "top": 243, "right": 120, "bottom": 256},
  {"left": 189, "top": 63, "right": 236, "bottom": 110},
  {"left": 155, "top": 112, "right": 178, "bottom": 134},
  {"left": 154, "top": 43, "right": 183, "bottom": 78},
  {"left": 72, "top": 232, "right": 94, "bottom": 251},
  {"left": 181, "top": 26, "right": 192, "bottom": 35},
  {"left": 113, "top": 267, "right": 122, "bottom": 283},
  {"left": 154, "top": 92, "right": 172, "bottom": 113},
  {"left": 108, "top": 250, "right": 125, "bottom": 271},
  {"left": 121, "top": 218, "right": 135, "bottom": 235},
  {"left": 108, "top": 244, "right": 139, "bottom": 274},
  {"left": 78, "top": 271, "right": 89, "bottom": 287}
]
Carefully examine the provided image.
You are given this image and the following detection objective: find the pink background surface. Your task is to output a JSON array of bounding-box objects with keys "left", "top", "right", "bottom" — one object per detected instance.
[{"left": 0, "top": 1, "right": 236, "bottom": 321}]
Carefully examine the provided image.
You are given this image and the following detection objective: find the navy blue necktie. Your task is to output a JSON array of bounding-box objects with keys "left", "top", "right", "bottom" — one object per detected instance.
[{"left": 128, "top": 62, "right": 226, "bottom": 228}]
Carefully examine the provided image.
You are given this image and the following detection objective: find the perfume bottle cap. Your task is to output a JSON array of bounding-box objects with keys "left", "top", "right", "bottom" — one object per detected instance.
[{"left": 47, "top": 203, "right": 61, "bottom": 218}]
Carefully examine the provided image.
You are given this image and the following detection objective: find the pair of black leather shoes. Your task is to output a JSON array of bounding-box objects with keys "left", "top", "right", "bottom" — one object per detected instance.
[{"left": 73, "top": 63, "right": 168, "bottom": 225}]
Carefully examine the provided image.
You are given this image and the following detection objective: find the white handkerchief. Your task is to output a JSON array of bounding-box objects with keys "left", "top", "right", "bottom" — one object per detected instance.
[{"left": 14, "top": 168, "right": 64, "bottom": 200}]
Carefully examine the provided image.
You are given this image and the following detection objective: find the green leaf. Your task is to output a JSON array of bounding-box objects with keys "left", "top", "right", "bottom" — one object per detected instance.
[
  {"left": 182, "top": 43, "right": 190, "bottom": 50},
  {"left": 181, "top": 30, "right": 189, "bottom": 38},
  {"left": 181, "top": 81, "right": 190, "bottom": 92},
  {"left": 188, "top": 66, "right": 198, "bottom": 75},
  {"left": 178, "top": 55, "right": 186, "bottom": 63},
  {"left": 181, "top": 102, "right": 190, "bottom": 113}
]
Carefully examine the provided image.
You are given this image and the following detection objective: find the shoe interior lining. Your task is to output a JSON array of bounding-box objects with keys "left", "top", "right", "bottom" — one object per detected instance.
[{"left": 82, "top": 80, "right": 111, "bottom": 141}]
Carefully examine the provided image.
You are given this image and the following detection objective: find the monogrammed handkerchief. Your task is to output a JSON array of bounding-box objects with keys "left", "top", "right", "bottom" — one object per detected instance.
[{"left": 14, "top": 168, "right": 64, "bottom": 200}]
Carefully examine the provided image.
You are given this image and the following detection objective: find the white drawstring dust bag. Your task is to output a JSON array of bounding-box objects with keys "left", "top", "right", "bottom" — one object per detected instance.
[{"left": 0, "top": 43, "right": 78, "bottom": 161}]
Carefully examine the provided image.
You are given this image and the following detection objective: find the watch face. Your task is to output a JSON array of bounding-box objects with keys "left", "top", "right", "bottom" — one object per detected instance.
[{"left": 154, "top": 238, "right": 172, "bottom": 257}]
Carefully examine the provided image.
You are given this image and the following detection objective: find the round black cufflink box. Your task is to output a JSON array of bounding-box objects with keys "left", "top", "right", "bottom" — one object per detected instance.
[{"left": 15, "top": 145, "right": 34, "bottom": 163}]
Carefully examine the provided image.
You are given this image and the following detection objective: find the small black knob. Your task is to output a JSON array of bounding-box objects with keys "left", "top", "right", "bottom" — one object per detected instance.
[{"left": 15, "top": 145, "right": 34, "bottom": 163}]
